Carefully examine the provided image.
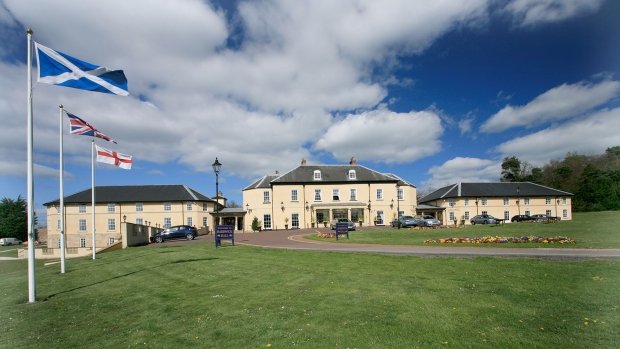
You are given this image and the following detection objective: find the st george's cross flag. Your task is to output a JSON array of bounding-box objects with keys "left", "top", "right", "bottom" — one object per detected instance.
[
  {"left": 95, "top": 144, "right": 132, "bottom": 170},
  {"left": 34, "top": 42, "right": 129, "bottom": 96},
  {"left": 66, "top": 112, "right": 117, "bottom": 143}
]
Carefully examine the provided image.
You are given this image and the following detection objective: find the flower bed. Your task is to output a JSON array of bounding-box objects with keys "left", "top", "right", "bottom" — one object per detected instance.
[
  {"left": 424, "top": 236, "right": 575, "bottom": 244},
  {"left": 317, "top": 233, "right": 336, "bottom": 239}
]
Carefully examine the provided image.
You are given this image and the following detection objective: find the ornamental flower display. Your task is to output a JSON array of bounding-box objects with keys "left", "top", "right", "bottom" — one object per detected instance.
[{"left": 424, "top": 236, "right": 575, "bottom": 244}]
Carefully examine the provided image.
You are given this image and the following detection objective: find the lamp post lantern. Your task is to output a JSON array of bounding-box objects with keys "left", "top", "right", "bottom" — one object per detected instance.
[{"left": 212, "top": 158, "right": 222, "bottom": 227}]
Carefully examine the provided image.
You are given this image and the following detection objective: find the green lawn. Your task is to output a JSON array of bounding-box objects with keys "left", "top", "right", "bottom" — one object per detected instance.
[
  {"left": 308, "top": 211, "right": 620, "bottom": 248},
  {"left": 1, "top": 241, "right": 619, "bottom": 348}
]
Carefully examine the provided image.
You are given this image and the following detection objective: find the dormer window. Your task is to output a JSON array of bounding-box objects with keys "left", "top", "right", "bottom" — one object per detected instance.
[
  {"left": 313, "top": 170, "right": 322, "bottom": 180},
  {"left": 348, "top": 170, "right": 356, "bottom": 180}
]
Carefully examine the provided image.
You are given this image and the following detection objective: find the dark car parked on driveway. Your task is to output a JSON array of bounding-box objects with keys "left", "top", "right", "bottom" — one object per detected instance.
[
  {"left": 470, "top": 214, "right": 498, "bottom": 225},
  {"left": 151, "top": 225, "right": 197, "bottom": 243},
  {"left": 511, "top": 214, "right": 534, "bottom": 222}
]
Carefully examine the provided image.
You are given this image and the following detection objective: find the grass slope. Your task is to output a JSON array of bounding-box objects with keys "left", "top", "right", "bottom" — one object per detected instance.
[
  {"left": 308, "top": 211, "right": 620, "bottom": 248},
  {"left": 1, "top": 242, "right": 619, "bottom": 348}
]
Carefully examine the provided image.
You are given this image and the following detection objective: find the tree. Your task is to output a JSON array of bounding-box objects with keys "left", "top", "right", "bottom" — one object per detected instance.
[
  {"left": 501, "top": 156, "right": 522, "bottom": 182},
  {"left": 226, "top": 200, "right": 241, "bottom": 208},
  {"left": 251, "top": 217, "right": 262, "bottom": 232},
  {"left": 0, "top": 196, "right": 32, "bottom": 241}
]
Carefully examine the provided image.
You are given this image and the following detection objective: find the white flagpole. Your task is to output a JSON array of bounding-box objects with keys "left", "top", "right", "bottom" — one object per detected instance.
[
  {"left": 91, "top": 139, "right": 96, "bottom": 260},
  {"left": 59, "top": 105, "right": 66, "bottom": 273},
  {"left": 26, "top": 28, "right": 36, "bottom": 303}
]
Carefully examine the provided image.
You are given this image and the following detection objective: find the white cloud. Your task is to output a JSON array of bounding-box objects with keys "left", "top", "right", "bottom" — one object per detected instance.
[
  {"left": 496, "top": 107, "right": 620, "bottom": 165},
  {"left": 482, "top": 79, "right": 620, "bottom": 133},
  {"left": 0, "top": 0, "right": 498, "bottom": 180},
  {"left": 315, "top": 108, "right": 443, "bottom": 163},
  {"left": 504, "top": 0, "right": 604, "bottom": 27},
  {"left": 423, "top": 157, "right": 501, "bottom": 189}
]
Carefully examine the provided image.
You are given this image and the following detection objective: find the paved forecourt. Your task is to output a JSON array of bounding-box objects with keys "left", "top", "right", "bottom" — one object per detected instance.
[{"left": 235, "top": 228, "right": 620, "bottom": 259}]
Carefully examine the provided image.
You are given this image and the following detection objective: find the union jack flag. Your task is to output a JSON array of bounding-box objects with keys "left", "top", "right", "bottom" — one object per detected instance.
[{"left": 66, "top": 111, "right": 116, "bottom": 143}]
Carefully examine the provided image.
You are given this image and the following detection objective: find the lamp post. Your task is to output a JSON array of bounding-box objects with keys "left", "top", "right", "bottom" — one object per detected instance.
[
  {"left": 396, "top": 184, "right": 400, "bottom": 230},
  {"left": 212, "top": 158, "right": 222, "bottom": 228}
]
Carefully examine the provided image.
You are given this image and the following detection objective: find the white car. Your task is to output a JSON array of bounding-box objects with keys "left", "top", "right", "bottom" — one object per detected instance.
[{"left": 0, "top": 237, "right": 22, "bottom": 246}]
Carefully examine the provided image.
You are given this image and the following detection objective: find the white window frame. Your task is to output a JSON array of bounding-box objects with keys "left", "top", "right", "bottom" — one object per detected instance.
[
  {"left": 314, "top": 189, "right": 321, "bottom": 201},
  {"left": 136, "top": 218, "right": 143, "bottom": 225},
  {"left": 79, "top": 204, "right": 86, "bottom": 213},
  {"left": 291, "top": 189, "right": 298, "bottom": 201},
  {"left": 187, "top": 217, "right": 193, "bottom": 226},
  {"left": 464, "top": 211, "right": 470, "bottom": 220},
  {"left": 108, "top": 237, "right": 115, "bottom": 246},
  {"left": 503, "top": 197, "right": 509, "bottom": 205},
  {"left": 136, "top": 202, "right": 143, "bottom": 212},
  {"left": 107, "top": 203, "right": 116, "bottom": 213},
  {"left": 107, "top": 218, "right": 116, "bottom": 231},
  {"left": 350, "top": 189, "right": 357, "bottom": 201},
  {"left": 545, "top": 197, "right": 552, "bottom": 205},
  {"left": 348, "top": 170, "right": 356, "bottom": 180},
  {"left": 448, "top": 199, "right": 455, "bottom": 207},
  {"left": 263, "top": 214, "right": 272, "bottom": 229},
  {"left": 397, "top": 188, "right": 404, "bottom": 201},
  {"left": 376, "top": 189, "right": 383, "bottom": 200},
  {"left": 546, "top": 210, "right": 552, "bottom": 217},
  {"left": 203, "top": 217, "right": 208, "bottom": 227},
  {"left": 563, "top": 209, "right": 568, "bottom": 218},
  {"left": 79, "top": 219, "right": 87, "bottom": 232},
  {"left": 481, "top": 198, "right": 488, "bottom": 206},
  {"left": 187, "top": 202, "right": 192, "bottom": 211},
  {"left": 504, "top": 211, "right": 510, "bottom": 220},
  {"left": 332, "top": 189, "right": 340, "bottom": 201},
  {"left": 80, "top": 238, "right": 86, "bottom": 248},
  {"left": 313, "top": 170, "right": 321, "bottom": 180},
  {"left": 464, "top": 198, "right": 469, "bottom": 206},
  {"left": 263, "top": 191, "right": 270, "bottom": 203},
  {"left": 449, "top": 211, "right": 455, "bottom": 221},
  {"left": 164, "top": 202, "right": 171, "bottom": 211},
  {"left": 524, "top": 197, "right": 530, "bottom": 205},
  {"left": 525, "top": 210, "right": 530, "bottom": 216},
  {"left": 164, "top": 217, "right": 171, "bottom": 228},
  {"left": 291, "top": 213, "right": 299, "bottom": 229}
]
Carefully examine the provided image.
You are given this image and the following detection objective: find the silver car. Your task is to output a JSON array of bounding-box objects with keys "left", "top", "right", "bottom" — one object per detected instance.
[{"left": 416, "top": 215, "right": 441, "bottom": 227}]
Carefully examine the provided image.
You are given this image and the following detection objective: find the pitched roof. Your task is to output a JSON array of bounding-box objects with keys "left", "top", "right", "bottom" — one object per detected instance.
[
  {"left": 44, "top": 185, "right": 215, "bottom": 206},
  {"left": 271, "top": 164, "right": 404, "bottom": 184},
  {"left": 419, "top": 182, "right": 573, "bottom": 203},
  {"left": 243, "top": 175, "right": 280, "bottom": 191}
]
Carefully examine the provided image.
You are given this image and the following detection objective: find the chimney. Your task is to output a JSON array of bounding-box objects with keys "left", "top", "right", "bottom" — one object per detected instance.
[
  {"left": 301, "top": 158, "right": 307, "bottom": 166},
  {"left": 349, "top": 157, "right": 356, "bottom": 165}
]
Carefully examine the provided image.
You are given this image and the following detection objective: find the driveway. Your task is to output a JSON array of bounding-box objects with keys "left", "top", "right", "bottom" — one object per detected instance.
[{"left": 235, "top": 228, "right": 620, "bottom": 259}]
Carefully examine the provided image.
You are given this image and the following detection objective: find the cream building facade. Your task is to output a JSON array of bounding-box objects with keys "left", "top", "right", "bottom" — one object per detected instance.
[
  {"left": 243, "top": 159, "right": 417, "bottom": 230},
  {"left": 418, "top": 182, "right": 573, "bottom": 225},
  {"left": 44, "top": 185, "right": 222, "bottom": 251}
]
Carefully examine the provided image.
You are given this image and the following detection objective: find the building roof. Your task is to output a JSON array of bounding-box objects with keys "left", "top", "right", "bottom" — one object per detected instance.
[
  {"left": 243, "top": 175, "right": 280, "bottom": 190},
  {"left": 244, "top": 164, "right": 414, "bottom": 189},
  {"left": 44, "top": 185, "right": 216, "bottom": 206},
  {"left": 419, "top": 182, "right": 573, "bottom": 203}
]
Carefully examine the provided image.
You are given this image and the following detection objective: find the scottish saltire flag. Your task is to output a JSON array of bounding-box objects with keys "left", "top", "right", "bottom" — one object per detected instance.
[
  {"left": 66, "top": 112, "right": 116, "bottom": 143},
  {"left": 95, "top": 144, "right": 132, "bottom": 170},
  {"left": 34, "top": 42, "right": 129, "bottom": 96}
]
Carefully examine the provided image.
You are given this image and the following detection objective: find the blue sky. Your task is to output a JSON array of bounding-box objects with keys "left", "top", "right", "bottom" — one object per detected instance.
[{"left": 1, "top": 0, "right": 619, "bottom": 224}]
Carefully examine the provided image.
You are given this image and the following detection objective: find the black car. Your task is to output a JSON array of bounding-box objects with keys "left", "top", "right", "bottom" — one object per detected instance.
[
  {"left": 511, "top": 214, "right": 534, "bottom": 222},
  {"left": 151, "top": 225, "right": 197, "bottom": 243}
]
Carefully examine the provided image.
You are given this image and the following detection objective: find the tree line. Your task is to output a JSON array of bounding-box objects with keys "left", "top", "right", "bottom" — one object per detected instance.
[{"left": 501, "top": 146, "right": 620, "bottom": 212}]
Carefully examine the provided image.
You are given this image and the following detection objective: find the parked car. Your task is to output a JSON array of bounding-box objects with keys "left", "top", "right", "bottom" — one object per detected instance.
[
  {"left": 511, "top": 214, "right": 534, "bottom": 222},
  {"left": 391, "top": 215, "right": 418, "bottom": 228},
  {"left": 330, "top": 218, "right": 356, "bottom": 230},
  {"left": 470, "top": 214, "right": 498, "bottom": 225},
  {"left": 0, "top": 237, "right": 22, "bottom": 246},
  {"left": 531, "top": 214, "right": 560, "bottom": 222},
  {"left": 150, "top": 225, "right": 197, "bottom": 243},
  {"left": 415, "top": 215, "right": 442, "bottom": 227}
]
